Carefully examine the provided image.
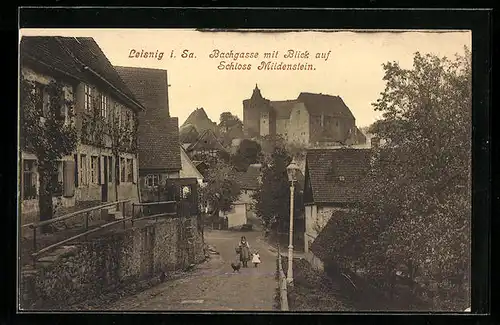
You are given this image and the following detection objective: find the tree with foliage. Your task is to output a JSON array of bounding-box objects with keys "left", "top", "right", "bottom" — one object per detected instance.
[
  {"left": 252, "top": 145, "right": 303, "bottom": 233},
  {"left": 236, "top": 139, "right": 262, "bottom": 164},
  {"left": 199, "top": 159, "right": 241, "bottom": 219},
  {"left": 218, "top": 112, "right": 244, "bottom": 147},
  {"left": 330, "top": 48, "right": 471, "bottom": 310},
  {"left": 20, "top": 76, "right": 78, "bottom": 231},
  {"left": 229, "top": 139, "right": 263, "bottom": 172},
  {"left": 219, "top": 112, "right": 243, "bottom": 131}
]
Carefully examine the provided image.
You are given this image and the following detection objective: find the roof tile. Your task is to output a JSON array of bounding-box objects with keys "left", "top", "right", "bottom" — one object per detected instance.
[
  {"left": 186, "top": 129, "right": 226, "bottom": 152},
  {"left": 305, "top": 148, "right": 370, "bottom": 204},
  {"left": 20, "top": 36, "right": 144, "bottom": 111},
  {"left": 115, "top": 66, "right": 181, "bottom": 171},
  {"left": 236, "top": 165, "right": 261, "bottom": 190}
]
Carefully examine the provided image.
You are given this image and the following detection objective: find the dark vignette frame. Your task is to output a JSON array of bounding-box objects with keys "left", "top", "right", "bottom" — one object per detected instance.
[{"left": 9, "top": 6, "right": 492, "bottom": 325}]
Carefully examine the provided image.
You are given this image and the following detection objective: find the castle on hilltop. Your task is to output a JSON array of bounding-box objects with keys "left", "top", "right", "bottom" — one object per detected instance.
[{"left": 242, "top": 85, "right": 366, "bottom": 146}]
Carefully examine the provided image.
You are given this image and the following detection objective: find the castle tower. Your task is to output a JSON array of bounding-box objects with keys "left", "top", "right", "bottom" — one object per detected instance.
[{"left": 243, "top": 84, "right": 270, "bottom": 138}]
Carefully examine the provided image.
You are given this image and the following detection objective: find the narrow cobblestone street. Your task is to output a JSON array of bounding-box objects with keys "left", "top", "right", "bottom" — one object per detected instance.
[{"left": 106, "top": 230, "right": 277, "bottom": 311}]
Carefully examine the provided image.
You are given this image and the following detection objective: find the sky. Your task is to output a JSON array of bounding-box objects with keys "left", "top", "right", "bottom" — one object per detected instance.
[{"left": 19, "top": 29, "right": 471, "bottom": 128}]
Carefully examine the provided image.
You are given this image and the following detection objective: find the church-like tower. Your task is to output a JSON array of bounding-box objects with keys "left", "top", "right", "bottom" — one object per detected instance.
[{"left": 242, "top": 84, "right": 275, "bottom": 138}]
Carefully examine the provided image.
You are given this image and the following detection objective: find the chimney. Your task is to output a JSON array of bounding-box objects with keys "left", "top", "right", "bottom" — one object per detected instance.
[{"left": 371, "top": 137, "right": 380, "bottom": 149}]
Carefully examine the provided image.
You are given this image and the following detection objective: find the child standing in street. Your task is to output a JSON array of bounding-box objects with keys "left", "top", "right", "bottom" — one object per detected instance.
[{"left": 252, "top": 251, "right": 261, "bottom": 268}]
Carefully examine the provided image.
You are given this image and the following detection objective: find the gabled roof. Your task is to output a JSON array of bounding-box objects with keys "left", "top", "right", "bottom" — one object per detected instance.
[
  {"left": 138, "top": 117, "right": 182, "bottom": 171},
  {"left": 20, "top": 36, "right": 144, "bottom": 112},
  {"left": 297, "top": 92, "right": 355, "bottom": 120},
  {"left": 180, "top": 145, "right": 204, "bottom": 180},
  {"left": 181, "top": 107, "right": 218, "bottom": 134},
  {"left": 179, "top": 123, "right": 201, "bottom": 144},
  {"left": 114, "top": 66, "right": 169, "bottom": 115},
  {"left": 236, "top": 164, "right": 262, "bottom": 190},
  {"left": 114, "top": 66, "right": 181, "bottom": 171},
  {"left": 192, "top": 161, "right": 206, "bottom": 168},
  {"left": 186, "top": 129, "right": 226, "bottom": 152},
  {"left": 270, "top": 100, "right": 299, "bottom": 119},
  {"left": 304, "top": 148, "right": 370, "bottom": 204}
]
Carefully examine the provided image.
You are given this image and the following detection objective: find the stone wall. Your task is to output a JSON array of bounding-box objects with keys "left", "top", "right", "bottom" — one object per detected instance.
[
  {"left": 275, "top": 118, "right": 289, "bottom": 138},
  {"left": 288, "top": 103, "right": 310, "bottom": 145},
  {"left": 20, "top": 215, "right": 204, "bottom": 310}
]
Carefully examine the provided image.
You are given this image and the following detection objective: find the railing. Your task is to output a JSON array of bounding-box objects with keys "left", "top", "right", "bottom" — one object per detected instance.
[
  {"left": 22, "top": 199, "right": 132, "bottom": 265},
  {"left": 131, "top": 200, "right": 178, "bottom": 224},
  {"left": 277, "top": 244, "right": 289, "bottom": 311},
  {"left": 22, "top": 199, "right": 188, "bottom": 266}
]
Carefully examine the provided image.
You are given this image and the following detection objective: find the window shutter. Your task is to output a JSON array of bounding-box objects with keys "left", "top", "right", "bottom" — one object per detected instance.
[
  {"left": 132, "top": 158, "right": 138, "bottom": 184},
  {"left": 87, "top": 155, "right": 91, "bottom": 185},
  {"left": 99, "top": 156, "right": 105, "bottom": 184},
  {"left": 117, "top": 157, "right": 121, "bottom": 185},
  {"left": 74, "top": 154, "right": 79, "bottom": 187},
  {"left": 109, "top": 156, "right": 113, "bottom": 183},
  {"left": 63, "top": 160, "right": 76, "bottom": 197}
]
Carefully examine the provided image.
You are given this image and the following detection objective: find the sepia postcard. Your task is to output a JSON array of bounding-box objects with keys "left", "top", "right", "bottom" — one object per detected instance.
[{"left": 18, "top": 28, "right": 472, "bottom": 313}]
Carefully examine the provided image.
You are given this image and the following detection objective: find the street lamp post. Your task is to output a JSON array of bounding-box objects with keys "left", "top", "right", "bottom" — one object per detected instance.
[{"left": 286, "top": 158, "right": 300, "bottom": 286}]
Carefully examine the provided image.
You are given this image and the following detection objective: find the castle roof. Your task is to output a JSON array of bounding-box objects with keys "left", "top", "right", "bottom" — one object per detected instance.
[{"left": 297, "top": 92, "right": 355, "bottom": 120}]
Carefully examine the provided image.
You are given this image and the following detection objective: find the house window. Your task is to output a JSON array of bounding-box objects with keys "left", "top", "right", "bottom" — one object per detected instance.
[
  {"left": 91, "top": 156, "right": 99, "bottom": 184},
  {"left": 84, "top": 84, "right": 93, "bottom": 112},
  {"left": 100, "top": 94, "right": 109, "bottom": 119},
  {"left": 339, "top": 176, "right": 345, "bottom": 181},
  {"left": 145, "top": 174, "right": 160, "bottom": 188},
  {"left": 120, "top": 157, "right": 126, "bottom": 183},
  {"left": 22, "top": 159, "right": 37, "bottom": 200},
  {"left": 34, "top": 82, "right": 50, "bottom": 117},
  {"left": 80, "top": 154, "right": 88, "bottom": 185},
  {"left": 127, "top": 158, "right": 133, "bottom": 182}
]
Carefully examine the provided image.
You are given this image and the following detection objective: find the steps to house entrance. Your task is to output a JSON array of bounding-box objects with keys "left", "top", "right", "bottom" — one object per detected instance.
[{"left": 103, "top": 205, "right": 124, "bottom": 221}]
